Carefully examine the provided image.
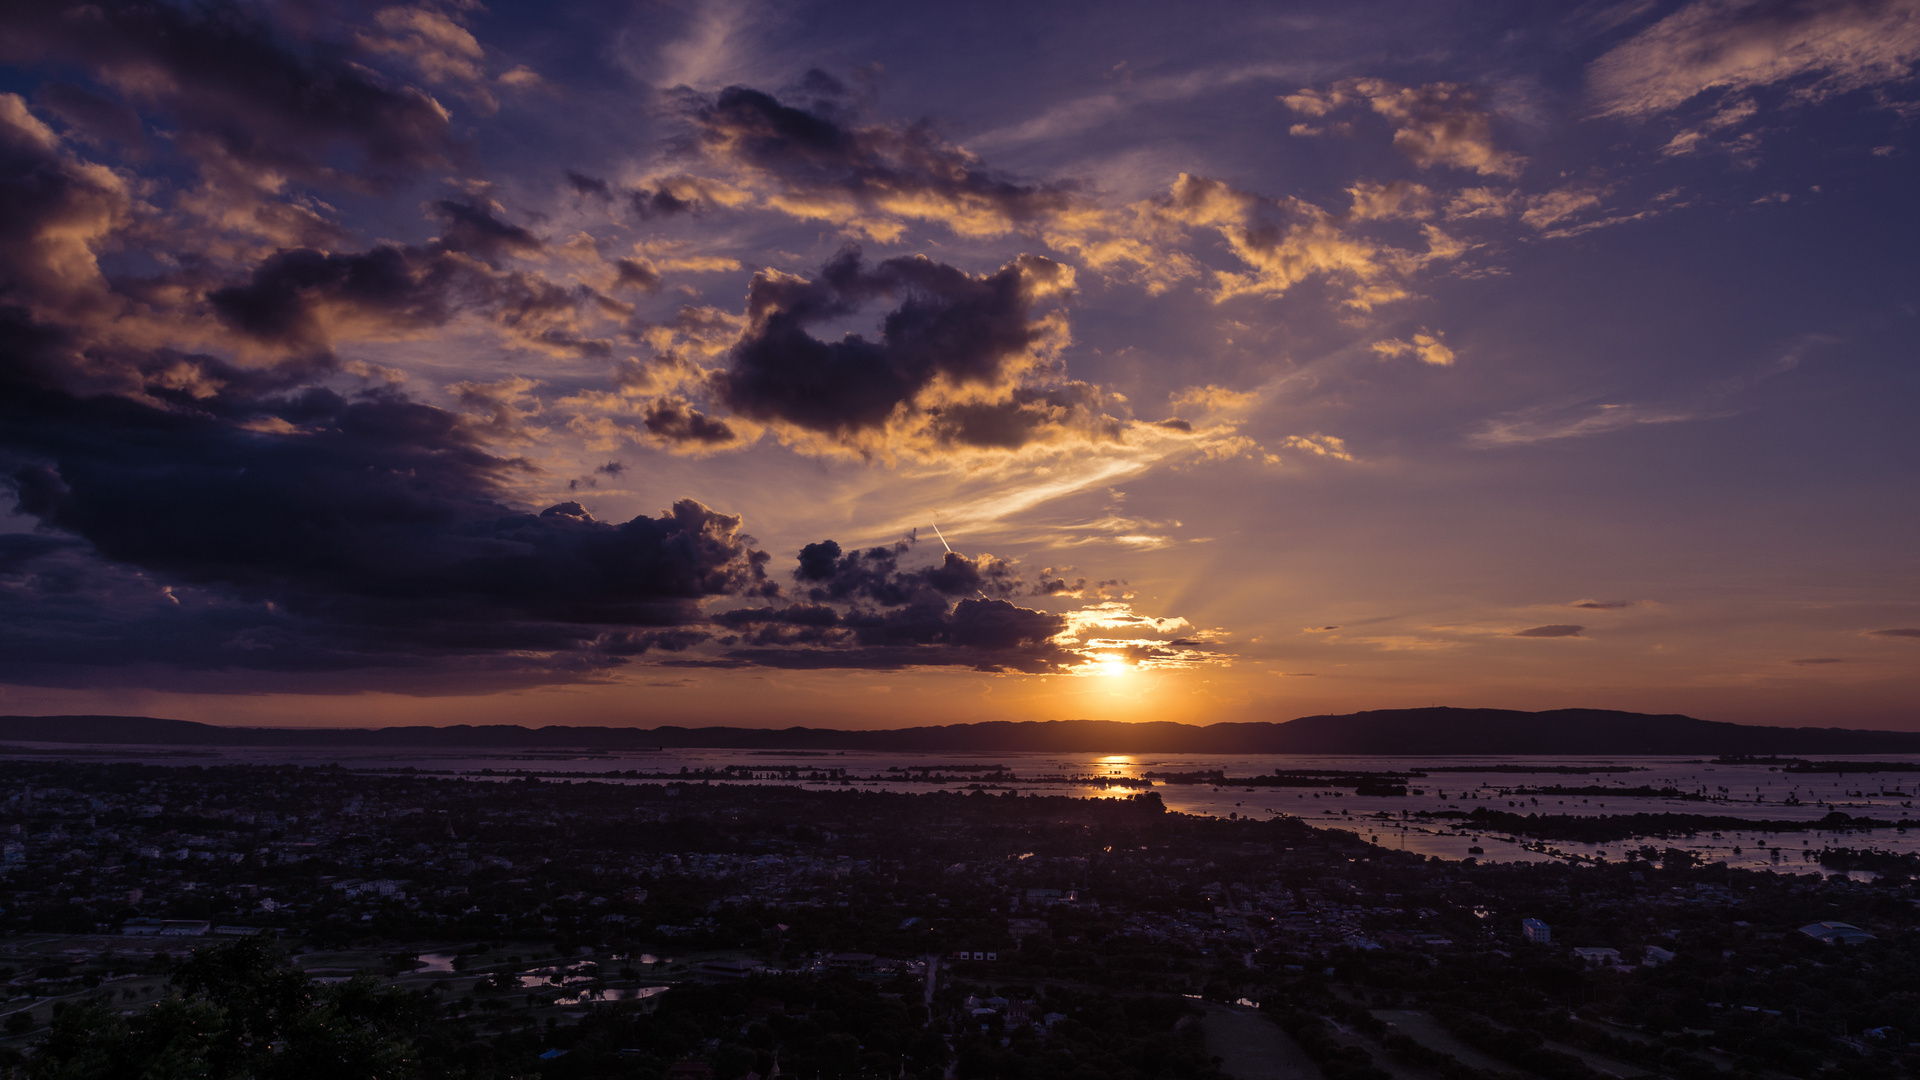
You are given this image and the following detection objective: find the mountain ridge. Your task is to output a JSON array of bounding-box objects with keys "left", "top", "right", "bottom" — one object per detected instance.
[{"left": 3, "top": 708, "right": 1919, "bottom": 754}]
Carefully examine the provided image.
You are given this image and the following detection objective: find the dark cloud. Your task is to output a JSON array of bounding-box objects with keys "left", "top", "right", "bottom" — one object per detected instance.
[
  {"left": 0, "top": 280, "right": 1100, "bottom": 686},
  {"left": 0, "top": 295, "right": 778, "bottom": 685},
  {"left": 0, "top": 49, "right": 1198, "bottom": 689},
  {"left": 428, "top": 198, "right": 542, "bottom": 264},
  {"left": 692, "top": 86, "right": 1077, "bottom": 233},
  {"left": 642, "top": 397, "right": 737, "bottom": 446},
  {"left": 34, "top": 82, "right": 145, "bottom": 152},
  {"left": 565, "top": 170, "right": 611, "bottom": 198},
  {"left": 1790, "top": 657, "right": 1846, "bottom": 665},
  {"left": 713, "top": 598, "right": 1071, "bottom": 673},
  {"left": 795, "top": 68, "right": 850, "bottom": 100},
  {"left": 630, "top": 186, "right": 696, "bottom": 219},
  {"left": 925, "top": 384, "right": 1124, "bottom": 449},
  {"left": 10, "top": 392, "right": 775, "bottom": 619},
  {"left": 1869, "top": 628, "right": 1920, "bottom": 639},
  {"left": 0, "top": 531, "right": 81, "bottom": 575},
  {"left": 620, "top": 248, "right": 1124, "bottom": 456},
  {"left": 791, "top": 540, "right": 1020, "bottom": 606},
  {"left": 596, "top": 629, "right": 713, "bottom": 656},
  {"left": 0, "top": 1, "right": 462, "bottom": 189},
  {"left": 208, "top": 245, "right": 467, "bottom": 347},
  {"left": 714, "top": 246, "right": 1069, "bottom": 438},
  {"left": 1569, "top": 599, "right": 1633, "bottom": 609},
  {"left": 613, "top": 257, "right": 664, "bottom": 292},
  {"left": 706, "top": 539, "right": 1076, "bottom": 669},
  {"left": 1034, "top": 575, "right": 1086, "bottom": 596},
  {"left": 207, "top": 204, "right": 598, "bottom": 356},
  {"left": 1514, "top": 624, "right": 1585, "bottom": 638},
  {"left": 712, "top": 603, "right": 845, "bottom": 647}
]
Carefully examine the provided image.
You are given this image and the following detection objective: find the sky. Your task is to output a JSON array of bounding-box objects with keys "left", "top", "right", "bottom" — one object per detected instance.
[{"left": 0, "top": 0, "right": 1916, "bottom": 731}]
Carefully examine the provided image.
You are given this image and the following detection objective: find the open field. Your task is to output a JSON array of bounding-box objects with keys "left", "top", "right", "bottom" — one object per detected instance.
[{"left": 1204, "top": 1003, "right": 1323, "bottom": 1080}]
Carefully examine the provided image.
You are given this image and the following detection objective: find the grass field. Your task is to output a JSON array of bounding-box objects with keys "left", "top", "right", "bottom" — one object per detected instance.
[{"left": 1203, "top": 1003, "right": 1324, "bottom": 1080}]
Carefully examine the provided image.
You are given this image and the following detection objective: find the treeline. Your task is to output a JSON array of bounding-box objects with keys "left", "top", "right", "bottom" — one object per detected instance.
[
  {"left": 1144, "top": 770, "right": 1412, "bottom": 796},
  {"left": 1423, "top": 807, "right": 1910, "bottom": 843},
  {"left": 1715, "top": 756, "right": 1920, "bottom": 774}
]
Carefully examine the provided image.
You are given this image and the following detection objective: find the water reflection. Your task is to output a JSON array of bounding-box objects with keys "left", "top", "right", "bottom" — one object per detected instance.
[
  {"left": 554, "top": 985, "right": 668, "bottom": 1006},
  {"left": 19, "top": 740, "right": 1920, "bottom": 871}
]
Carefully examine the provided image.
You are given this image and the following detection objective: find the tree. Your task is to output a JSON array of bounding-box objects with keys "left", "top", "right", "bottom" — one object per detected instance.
[{"left": 27, "top": 939, "right": 422, "bottom": 1080}]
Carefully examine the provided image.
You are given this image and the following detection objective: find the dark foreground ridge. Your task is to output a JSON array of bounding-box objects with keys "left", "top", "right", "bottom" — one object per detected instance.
[{"left": 6, "top": 708, "right": 1920, "bottom": 754}]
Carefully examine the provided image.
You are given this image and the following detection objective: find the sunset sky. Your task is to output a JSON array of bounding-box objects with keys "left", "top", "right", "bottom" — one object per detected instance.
[{"left": 1, "top": 0, "right": 1916, "bottom": 730}]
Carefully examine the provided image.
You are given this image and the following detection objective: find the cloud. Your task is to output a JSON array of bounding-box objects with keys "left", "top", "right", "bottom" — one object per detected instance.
[
  {"left": 641, "top": 397, "right": 739, "bottom": 448},
  {"left": 973, "top": 60, "right": 1304, "bottom": 148},
  {"left": 0, "top": 93, "right": 131, "bottom": 325},
  {"left": 567, "top": 170, "right": 612, "bottom": 198},
  {"left": 1791, "top": 657, "right": 1847, "bottom": 664},
  {"left": 1520, "top": 188, "right": 1606, "bottom": 230},
  {"left": 1589, "top": 0, "right": 1920, "bottom": 118},
  {"left": 1371, "top": 331, "right": 1455, "bottom": 366},
  {"left": 1660, "top": 98, "right": 1761, "bottom": 156},
  {"left": 1569, "top": 599, "right": 1634, "bottom": 609},
  {"left": 0, "top": 315, "right": 786, "bottom": 685},
  {"left": 716, "top": 247, "right": 1067, "bottom": 437},
  {"left": 924, "top": 383, "right": 1127, "bottom": 451},
  {"left": 613, "top": 257, "right": 664, "bottom": 292},
  {"left": 428, "top": 197, "right": 543, "bottom": 264},
  {"left": 206, "top": 198, "right": 619, "bottom": 359},
  {"left": 793, "top": 540, "right": 1021, "bottom": 605},
  {"left": 1474, "top": 401, "right": 1713, "bottom": 445},
  {"left": 0, "top": 97, "right": 788, "bottom": 688},
  {"left": 1514, "top": 624, "right": 1585, "bottom": 637},
  {"left": 1868, "top": 627, "right": 1920, "bottom": 638},
  {"left": 1276, "top": 434, "right": 1355, "bottom": 461},
  {"left": 1347, "top": 180, "right": 1434, "bottom": 221},
  {"left": 208, "top": 246, "right": 462, "bottom": 349},
  {"left": 1158, "top": 174, "right": 1418, "bottom": 308},
  {"left": 703, "top": 542, "right": 1224, "bottom": 673},
  {"left": 687, "top": 84, "right": 1078, "bottom": 240},
  {"left": 1446, "top": 187, "right": 1517, "bottom": 220},
  {"left": 665, "top": 246, "right": 1141, "bottom": 458},
  {"left": 1478, "top": 339, "right": 1820, "bottom": 447},
  {"left": 1283, "top": 78, "right": 1527, "bottom": 177},
  {"left": 33, "top": 82, "right": 146, "bottom": 152},
  {"left": 0, "top": 2, "right": 462, "bottom": 190},
  {"left": 355, "top": 5, "right": 499, "bottom": 115},
  {"left": 664, "top": 86, "right": 1471, "bottom": 311}
]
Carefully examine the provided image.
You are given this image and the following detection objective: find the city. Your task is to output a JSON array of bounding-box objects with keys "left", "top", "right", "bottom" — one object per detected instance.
[{"left": 0, "top": 760, "right": 1909, "bottom": 1078}]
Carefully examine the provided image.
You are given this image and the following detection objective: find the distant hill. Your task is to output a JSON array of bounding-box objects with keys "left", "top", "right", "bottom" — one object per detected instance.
[{"left": 3, "top": 708, "right": 1920, "bottom": 755}]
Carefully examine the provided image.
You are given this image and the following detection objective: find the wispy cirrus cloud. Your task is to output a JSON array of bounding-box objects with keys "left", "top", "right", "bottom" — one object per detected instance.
[
  {"left": 1472, "top": 400, "right": 1715, "bottom": 445},
  {"left": 1589, "top": 0, "right": 1920, "bottom": 118},
  {"left": 974, "top": 61, "right": 1310, "bottom": 148},
  {"left": 1474, "top": 335, "right": 1830, "bottom": 446},
  {"left": 1514, "top": 624, "right": 1585, "bottom": 638}
]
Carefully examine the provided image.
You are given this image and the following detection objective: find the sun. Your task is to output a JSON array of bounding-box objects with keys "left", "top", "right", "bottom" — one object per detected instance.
[{"left": 1091, "top": 655, "right": 1131, "bottom": 678}]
